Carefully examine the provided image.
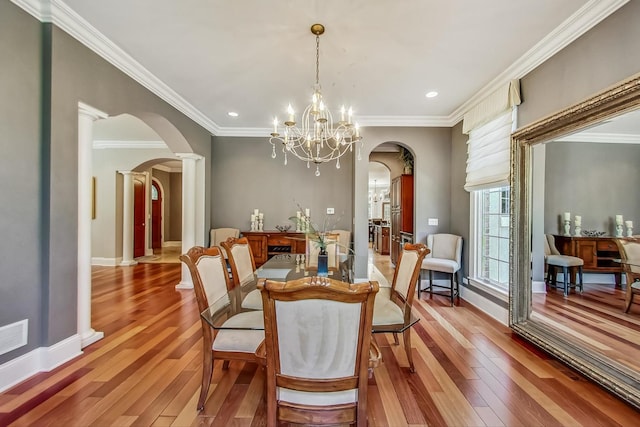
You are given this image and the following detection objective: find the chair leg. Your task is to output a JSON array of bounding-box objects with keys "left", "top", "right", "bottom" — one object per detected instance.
[
  {"left": 198, "top": 350, "right": 214, "bottom": 411},
  {"left": 393, "top": 332, "right": 399, "bottom": 345},
  {"left": 403, "top": 329, "right": 415, "bottom": 373},
  {"left": 222, "top": 360, "right": 230, "bottom": 370},
  {"left": 449, "top": 274, "right": 455, "bottom": 306},
  {"left": 563, "top": 266, "right": 569, "bottom": 297},
  {"left": 418, "top": 270, "right": 423, "bottom": 298},
  {"left": 578, "top": 266, "right": 584, "bottom": 293},
  {"left": 429, "top": 270, "right": 434, "bottom": 294},
  {"left": 625, "top": 284, "right": 635, "bottom": 313}
]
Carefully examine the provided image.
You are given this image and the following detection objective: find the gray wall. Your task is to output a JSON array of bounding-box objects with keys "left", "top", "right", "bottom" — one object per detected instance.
[
  {"left": 0, "top": 1, "right": 44, "bottom": 362},
  {"left": 544, "top": 142, "right": 640, "bottom": 235},
  {"left": 211, "top": 136, "right": 354, "bottom": 235},
  {"left": 0, "top": 1, "right": 213, "bottom": 364},
  {"left": 450, "top": 121, "right": 470, "bottom": 276}
]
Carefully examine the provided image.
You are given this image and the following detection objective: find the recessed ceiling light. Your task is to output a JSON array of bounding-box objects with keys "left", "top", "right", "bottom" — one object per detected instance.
[
  {"left": 425, "top": 91, "right": 438, "bottom": 98},
  {"left": 228, "top": 111, "right": 239, "bottom": 117}
]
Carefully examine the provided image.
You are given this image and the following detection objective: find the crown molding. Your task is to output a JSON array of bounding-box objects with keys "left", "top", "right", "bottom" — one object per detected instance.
[
  {"left": 93, "top": 140, "right": 168, "bottom": 150},
  {"left": 555, "top": 132, "right": 640, "bottom": 144},
  {"left": 11, "top": 0, "right": 629, "bottom": 133},
  {"left": 12, "top": 0, "right": 222, "bottom": 135},
  {"left": 447, "top": 0, "right": 630, "bottom": 126}
]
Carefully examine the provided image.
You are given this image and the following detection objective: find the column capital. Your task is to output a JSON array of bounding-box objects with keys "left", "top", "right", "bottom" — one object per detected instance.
[
  {"left": 78, "top": 102, "right": 108, "bottom": 121},
  {"left": 118, "top": 170, "right": 134, "bottom": 176},
  {"left": 175, "top": 152, "right": 203, "bottom": 161}
]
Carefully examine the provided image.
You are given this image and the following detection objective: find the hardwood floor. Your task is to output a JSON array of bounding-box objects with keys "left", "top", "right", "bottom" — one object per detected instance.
[{"left": 1, "top": 255, "right": 639, "bottom": 426}]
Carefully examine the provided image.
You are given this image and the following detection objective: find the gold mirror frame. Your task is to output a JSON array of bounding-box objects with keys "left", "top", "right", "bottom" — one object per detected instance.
[{"left": 509, "top": 74, "right": 640, "bottom": 409}]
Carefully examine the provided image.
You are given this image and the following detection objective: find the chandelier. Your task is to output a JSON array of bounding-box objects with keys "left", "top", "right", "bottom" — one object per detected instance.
[{"left": 269, "top": 23, "right": 363, "bottom": 177}]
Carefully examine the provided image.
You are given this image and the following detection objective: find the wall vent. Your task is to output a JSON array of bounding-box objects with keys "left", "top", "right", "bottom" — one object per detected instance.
[{"left": 0, "top": 319, "right": 28, "bottom": 356}]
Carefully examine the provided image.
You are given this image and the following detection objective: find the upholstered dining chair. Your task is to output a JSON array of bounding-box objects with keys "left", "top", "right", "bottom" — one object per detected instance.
[
  {"left": 544, "top": 234, "right": 584, "bottom": 297},
  {"left": 258, "top": 276, "right": 379, "bottom": 427},
  {"left": 373, "top": 243, "right": 429, "bottom": 373},
  {"left": 305, "top": 233, "right": 340, "bottom": 271},
  {"left": 419, "top": 234, "right": 463, "bottom": 306},
  {"left": 329, "top": 229, "right": 352, "bottom": 256},
  {"left": 209, "top": 227, "right": 240, "bottom": 257},
  {"left": 180, "top": 246, "right": 264, "bottom": 411},
  {"left": 221, "top": 236, "right": 262, "bottom": 309},
  {"left": 615, "top": 237, "right": 640, "bottom": 313}
]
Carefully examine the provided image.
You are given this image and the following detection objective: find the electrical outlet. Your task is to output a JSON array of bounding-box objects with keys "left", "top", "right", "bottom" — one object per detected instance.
[
  {"left": 326, "top": 208, "right": 335, "bottom": 215},
  {"left": 428, "top": 218, "right": 438, "bottom": 226}
]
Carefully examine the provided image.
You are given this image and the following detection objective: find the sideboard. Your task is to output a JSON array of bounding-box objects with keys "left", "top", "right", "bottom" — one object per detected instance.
[
  {"left": 553, "top": 235, "right": 622, "bottom": 285},
  {"left": 241, "top": 231, "right": 306, "bottom": 267}
]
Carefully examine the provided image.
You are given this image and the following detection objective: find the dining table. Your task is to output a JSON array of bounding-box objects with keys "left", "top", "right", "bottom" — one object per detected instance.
[{"left": 200, "top": 254, "right": 419, "bottom": 334}]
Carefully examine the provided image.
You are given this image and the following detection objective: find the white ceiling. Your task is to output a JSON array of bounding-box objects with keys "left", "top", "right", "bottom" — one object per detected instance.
[{"left": 41, "top": 0, "right": 628, "bottom": 137}]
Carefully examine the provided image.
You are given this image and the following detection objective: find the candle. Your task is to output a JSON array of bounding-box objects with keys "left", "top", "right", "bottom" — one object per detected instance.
[
  {"left": 616, "top": 214, "right": 623, "bottom": 225},
  {"left": 273, "top": 117, "right": 278, "bottom": 133},
  {"left": 355, "top": 122, "right": 360, "bottom": 138},
  {"left": 341, "top": 105, "right": 345, "bottom": 121},
  {"left": 287, "top": 104, "right": 294, "bottom": 122},
  {"left": 626, "top": 220, "right": 633, "bottom": 228},
  {"left": 564, "top": 212, "right": 570, "bottom": 221},
  {"left": 254, "top": 209, "right": 259, "bottom": 216},
  {"left": 259, "top": 213, "right": 264, "bottom": 220},
  {"left": 574, "top": 215, "right": 581, "bottom": 225},
  {"left": 347, "top": 107, "right": 353, "bottom": 124},
  {"left": 305, "top": 208, "right": 310, "bottom": 217},
  {"left": 296, "top": 211, "right": 301, "bottom": 219}
]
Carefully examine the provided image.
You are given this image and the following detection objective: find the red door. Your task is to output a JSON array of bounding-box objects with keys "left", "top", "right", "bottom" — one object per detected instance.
[
  {"left": 151, "top": 181, "right": 162, "bottom": 249},
  {"left": 133, "top": 177, "right": 145, "bottom": 258}
]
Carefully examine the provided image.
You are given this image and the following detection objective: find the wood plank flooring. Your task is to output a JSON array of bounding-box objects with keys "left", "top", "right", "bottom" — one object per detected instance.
[{"left": 1, "top": 257, "right": 639, "bottom": 426}]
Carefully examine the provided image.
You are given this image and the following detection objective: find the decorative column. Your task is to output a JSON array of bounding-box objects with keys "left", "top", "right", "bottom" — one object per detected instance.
[
  {"left": 77, "top": 102, "right": 107, "bottom": 348},
  {"left": 176, "top": 153, "right": 203, "bottom": 289},
  {"left": 119, "top": 171, "right": 138, "bottom": 266}
]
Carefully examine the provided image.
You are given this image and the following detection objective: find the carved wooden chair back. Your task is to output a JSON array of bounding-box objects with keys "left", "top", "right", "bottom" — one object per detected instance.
[{"left": 221, "top": 236, "right": 256, "bottom": 288}]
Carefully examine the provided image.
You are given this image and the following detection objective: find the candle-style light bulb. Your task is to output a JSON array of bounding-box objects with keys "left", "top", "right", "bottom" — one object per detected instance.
[
  {"left": 355, "top": 122, "right": 360, "bottom": 138},
  {"left": 287, "top": 104, "right": 294, "bottom": 122},
  {"left": 273, "top": 117, "right": 278, "bottom": 133},
  {"left": 348, "top": 107, "right": 353, "bottom": 124},
  {"left": 341, "top": 105, "right": 346, "bottom": 121}
]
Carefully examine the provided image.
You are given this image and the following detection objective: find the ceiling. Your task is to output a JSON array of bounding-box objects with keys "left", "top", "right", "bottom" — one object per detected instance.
[{"left": 41, "top": 0, "right": 628, "bottom": 137}]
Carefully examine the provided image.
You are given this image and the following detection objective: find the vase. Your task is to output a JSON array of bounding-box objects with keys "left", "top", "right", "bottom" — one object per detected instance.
[{"left": 317, "top": 248, "right": 329, "bottom": 277}]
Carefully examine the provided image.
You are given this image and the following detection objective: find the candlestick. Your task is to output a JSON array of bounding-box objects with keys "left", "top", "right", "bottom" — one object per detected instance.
[
  {"left": 626, "top": 220, "right": 634, "bottom": 237},
  {"left": 305, "top": 208, "right": 310, "bottom": 217},
  {"left": 564, "top": 219, "right": 571, "bottom": 237}
]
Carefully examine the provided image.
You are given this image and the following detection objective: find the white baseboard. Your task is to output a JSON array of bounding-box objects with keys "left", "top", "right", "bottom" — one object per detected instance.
[
  {"left": 91, "top": 257, "right": 120, "bottom": 266},
  {"left": 163, "top": 241, "right": 182, "bottom": 247},
  {"left": 460, "top": 286, "right": 509, "bottom": 326},
  {"left": 0, "top": 334, "right": 82, "bottom": 393},
  {"left": 532, "top": 280, "right": 547, "bottom": 294}
]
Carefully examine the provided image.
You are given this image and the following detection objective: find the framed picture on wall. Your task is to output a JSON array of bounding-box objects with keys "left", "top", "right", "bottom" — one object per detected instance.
[{"left": 383, "top": 202, "right": 390, "bottom": 221}]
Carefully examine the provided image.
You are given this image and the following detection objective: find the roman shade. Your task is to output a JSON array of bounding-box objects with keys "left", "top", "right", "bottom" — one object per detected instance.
[{"left": 463, "top": 80, "right": 521, "bottom": 192}]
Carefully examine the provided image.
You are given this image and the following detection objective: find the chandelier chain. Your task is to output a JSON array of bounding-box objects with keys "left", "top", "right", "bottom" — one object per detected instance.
[{"left": 315, "top": 34, "right": 320, "bottom": 87}]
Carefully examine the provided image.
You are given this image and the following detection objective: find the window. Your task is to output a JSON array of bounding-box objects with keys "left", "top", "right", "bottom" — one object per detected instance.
[
  {"left": 151, "top": 184, "right": 159, "bottom": 201},
  {"left": 474, "top": 186, "right": 510, "bottom": 291}
]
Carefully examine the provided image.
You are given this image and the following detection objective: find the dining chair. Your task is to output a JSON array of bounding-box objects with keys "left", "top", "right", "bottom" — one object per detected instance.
[
  {"left": 329, "top": 229, "right": 352, "bottom": 256},
  {"left": 419, "top": 234, "right": 462, "bottom": 306},
  {"left": 373, "top": 243, "right": 429, "bottom": 373},
  {"left": 209, "top": 227, "right": 240, "bottom": 257},
  {"left": 615, "top": 237, "right": 640, "bottom": 313},
  {"left": 221, "top": 236, "right": 262, "bottom": 309},
  {"left": 258, "top": 276, "right": 379, "bottom": 427},
  {"left": 305, "top": 233, "right": 340, "bottom": 271},
  {"left": 180, "top": 246, "right": 264, "bottom": 411},
  {"left": 544, "top": 234, "right": 584, "bottom": 296}
]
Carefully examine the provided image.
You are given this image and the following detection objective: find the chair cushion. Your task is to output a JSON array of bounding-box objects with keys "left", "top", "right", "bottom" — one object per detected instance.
[
  {"left": 546, "top": 254, "right": 583, "bottom": 267},
  {"left": 421, "top": 258, "right": 460, "bottom": 274},
  {"left": 241, "top": 289, "right": 263, "bottom": 309},
  {"left": 212, "top": 311, "right": 264, "bottom": 352},
  {"left": 372, "top": 296, "right": 403, "bottom": 326}
]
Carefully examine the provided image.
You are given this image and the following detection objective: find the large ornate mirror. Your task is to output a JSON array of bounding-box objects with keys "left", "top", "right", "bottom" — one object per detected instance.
[{"left": 510, "top": 74, "right": 640, "bottom": 409}]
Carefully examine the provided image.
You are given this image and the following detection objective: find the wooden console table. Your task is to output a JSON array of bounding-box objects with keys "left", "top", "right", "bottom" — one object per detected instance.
[
  {"left": 241, "top": 231, "right": 306, "bottom": 267},
  {"left": 553, "top": 235, "right": 622, "bottom": 285}
]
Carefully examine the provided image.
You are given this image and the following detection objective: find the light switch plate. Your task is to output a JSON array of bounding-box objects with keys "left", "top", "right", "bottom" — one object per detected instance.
[
  {"left": 326, "top": 208, "right": 335, "bottom": 215},
  {"left": 428, "top": 218, "right": 438, "bottom": 226}
]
